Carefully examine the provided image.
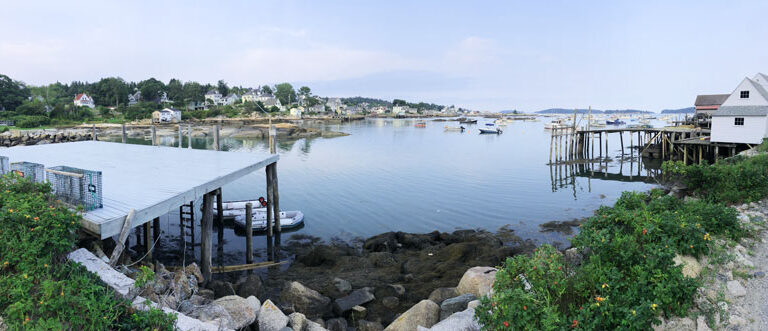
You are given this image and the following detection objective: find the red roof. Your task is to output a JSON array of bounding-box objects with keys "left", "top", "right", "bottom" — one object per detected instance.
[{"left": 74, "top": 93, "right": 87, "bottom": 101}]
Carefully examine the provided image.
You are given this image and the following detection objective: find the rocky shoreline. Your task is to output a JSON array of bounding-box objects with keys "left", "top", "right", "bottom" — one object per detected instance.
[
  {"left": 108, "top": 228, "right": 538, "bottom": 330},
  {"left": 0, "top": 129, "right": 94, "bottom": 147}
]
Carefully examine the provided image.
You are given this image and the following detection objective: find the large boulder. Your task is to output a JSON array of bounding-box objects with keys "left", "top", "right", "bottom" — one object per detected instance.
[
  {"left": 726, "top": 280, "right": 747, "bottom": 298},
  {"left": 180, "top": 301, "right": 234, "bottom": 328},
  {"left": 208, "top": 280, "right": 235, "bottom": 298},
  {"left": 384, "top": 300, "right": 439, "bottom": 331},
  {"left": 439, "top": 294, "right": 476, "bottom": 320},
  {"left": 427, "top": 288, "right": 458, "bottom": 305},
  {"left": 184, "top": 263, "right": 204, "bottom": 284},
  {"left": 419, "top": 308, "right": 480, "bottom": 331},
  {"left": 456, "top": 267, "right": 497, "bottom": 298},
  {"left": 259, "top": 299, "right": 289, "bottom": 331},
  {"left": 212, "top": 295, "right": 260, "bottom": 329},
  {"left": 235, "top": 274, "right": 263, "bottom": 298},
  {"left": 358, "top": 320, "right": 384, "bottom": 331},
  {"left": 280, "top": 281, "right": 332, "bottom": 319},
  {"left": 288, "top": 312, "right": 307, "bottom": 331},
  {"left": 673, "top": 255, "right": 702, "bottom": 278},
  {"left": 334, "top": 288, "right": 375, "bottom": 314},
  {"left": 326, "top": 318, "right": 348, "bottom": 331}
]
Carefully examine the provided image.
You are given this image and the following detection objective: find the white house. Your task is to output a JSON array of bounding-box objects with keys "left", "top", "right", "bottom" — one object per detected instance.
[
  {"left": 152, "top": 107, "right": 182, "bottom": 123},
  {"left": 128, "top": 90, "right": 141, "bottom": 105},
  {"left": 307, "top": 104, "right": 325, "bottom": 113},
  {"left": 710, "top": 73, "right": 768, "bottom": 144},
  {"left": 290, "top": 106, "right": 303, "bottom": 118},
  {"left": 242, "top": 90, "right": 260, "bottom": 103},
  {"left": 370, "top": 106, "right": 386, "bottom": 114},
  {"left": 205, "top": 90, "right": 224, "bottom": 105},
  {"left": 73, "top": 93, "right": 95, "bottom": 108},
  {"left": 326, "top": 98, "right": 343, "bottom": 113},
  {"left": 224, "top": 93, "right": 239, "bottom": 105}
]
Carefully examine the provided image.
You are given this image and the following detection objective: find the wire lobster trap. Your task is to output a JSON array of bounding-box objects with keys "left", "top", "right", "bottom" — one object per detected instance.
[
  {"left": 10, "top": 162, "right": 45, "bottom": 183},
  {"left": 46, "top": 166, "right": 103, "bottom": 211},
  {"left": 0, "top": 156, "right": 8, "bottom": 175}
]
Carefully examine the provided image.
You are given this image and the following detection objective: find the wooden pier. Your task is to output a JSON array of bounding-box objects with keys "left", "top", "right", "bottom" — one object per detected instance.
[
  {"left": 550, "top": 125, "right": 749, "bottom": 165},
  {"left": 0, "top": 123, "right": 286, "bottom": 281}
]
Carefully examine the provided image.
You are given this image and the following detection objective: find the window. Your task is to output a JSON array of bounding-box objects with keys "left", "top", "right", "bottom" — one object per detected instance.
[
  {"left": 735, "top": 117, "right": 744, "bottom": 126},
  {"left": 740, "top": 90, "right": 750, "bottom": 98}
]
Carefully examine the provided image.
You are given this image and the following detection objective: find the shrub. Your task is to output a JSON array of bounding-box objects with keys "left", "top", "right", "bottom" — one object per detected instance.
[
  {"left": 477, "top": 191, "right": 741, "bottom": 330},
  {"left": 0, "top": 174, "right": 176, "bottom": 330},
  {"left": 663, "top": 155, "right": 768, "bottom": 204},
  {"left": 13, "top": 115, "right": 50, "bottom": 128}
]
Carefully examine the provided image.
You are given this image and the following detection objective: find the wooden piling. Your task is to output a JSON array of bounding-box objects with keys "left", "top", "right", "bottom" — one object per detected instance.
[
  {"left": 245, "top": 203, "right": 253, "bottom": 264},
  {"left": 216, "top": 188, "right": 223, "bottom": 225},
  {"left": 271, "top": 163, "right": 281, "bottom": 233},
  {"left": 214, "top": 125, "right": 220, "bottom": 151},
  {"left": 152, "top": 217, "right": 160, "bottom": 244},
  {"left": 265, "top": 164, "right": 274, "bottom": 241},
  {"left": 178, "top": 125, "right": 183, "bottom": 148},
  {"left": 620, "top": 131, "right": 624, "bottom": 156},
  {"left": 151, "top": 125, "right": 157, "bottom": 146},
  {"left": 92, "top": 124, "right": 96, "bottom": 141},
  {"left": 714, "top": 146, "right": 719, "bottom": 162},
  {"left": 549, "top": 130, "right": 554, "bottom": 163},
  {"left": 143, "top": 222, "right": 152, "bottom": 261},
  {"left": 201, "top": 191, "right": 214, "bottom": 281},
  {"left": 188, "top": 124, "right": 192, "bottom": 149},
  {"left": 121, "top": 124, "right": 127, "bottom": 144}
]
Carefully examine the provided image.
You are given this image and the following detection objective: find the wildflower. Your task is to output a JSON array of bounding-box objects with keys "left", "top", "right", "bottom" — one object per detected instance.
[
  {"left": 2, "top": 261, "right": 7, "bottom": 266},
  {"left": 632, "top": 309, "right": 636, "bottom": 316},
  {"left": 23, "top": 274, "right": 27, "bottom": 279},
  {"left": 25, "top": 215, "right": 29, "bottom": 218},
  {"left": 642, "top": 228, "right": 647, "bottom": 235},
  {"left": 33, "top": 217, "right": 38, "bottom": 221},
  {"left": 558, "top": 266, "right": 562, "bottom": 270},
  {"left": 43, "top": 264, "right": 48, "bottom": 268},
  {"left": 595, "top": 296, "right": 605, "bottom": 302},
  {"left": 8, "top": 209, "right": 13, "bottom": 213},
  {"left": 602, "top": 283, "right": 609, "bottom": 289},
  {"left": 554, "top": 281, "right": 558, "bottom": 285},
  {"left": 523, "top": 305, "right": 527, "bottom": 311},
  {"left": 60, "top": 291, "right": 64, "bottom": 296},
  {"left": 504, "top": 321, "right": 510, "bottom": 327},
  {"left": 532, "top": 266, "right": 537, "bottom": 270},
  {"left": 651, "top": 303, "right": 658, "bottom": 311},
  {"left": 571, "top": 320, "right": 578, "bottom": 328},
  {"left": 689, "top": 245, "right": 693, "bottom": 249},
  {"left": 704, "top": 233, "right": 711, "bottom": 241}
]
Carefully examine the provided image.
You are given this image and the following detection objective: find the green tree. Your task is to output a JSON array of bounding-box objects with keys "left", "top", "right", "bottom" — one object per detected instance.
[
  {"left": 393, "top": 99, "right": 407, "bottom": 106},
  {"left": 138, "top": 78, "right": 165, "bottom": 102},
  {"left": 93, "top": 77, "right": 128, "bottom": 107},
  {"left": 167, "top": 79, "right": 183, "bottom": 102},
  {"left": 16, "top": 101, "right": 47, "bottom": 116},
  {"left": 261, "top": 85, "right": 273, "bottom": 95},
  {"left": 0, "top": 74, "right": 30, "bottom": 111},
  {"left": 298, "top": 86, "right": 311, "bottom": 96},
  {"left": 217, "top": 80, "right": 229, "bottom": 96},
  {"left": 274, "top": 83, "right": 296, "bottom": 106},
  {"left": 183, "top": 81, "right": 205, "bottom": 103}
]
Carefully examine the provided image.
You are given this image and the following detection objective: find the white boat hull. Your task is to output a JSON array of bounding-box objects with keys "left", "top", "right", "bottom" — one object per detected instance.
[{"left": 233, "top": 211, "right": 304, "bottom": 231}]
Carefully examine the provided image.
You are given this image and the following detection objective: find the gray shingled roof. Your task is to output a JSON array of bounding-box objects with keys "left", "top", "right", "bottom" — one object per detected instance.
[
  {"left": 712, "top": 105, "right": 768, "bottom": 116},
  {"left": 694, "top": 94, "right": 729, "bottom": 106}
]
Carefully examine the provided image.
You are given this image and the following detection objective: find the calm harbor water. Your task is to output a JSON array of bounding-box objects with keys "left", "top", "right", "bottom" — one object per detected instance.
[{"left": 132, "top": 117, "right": 659, "bottom": 266}]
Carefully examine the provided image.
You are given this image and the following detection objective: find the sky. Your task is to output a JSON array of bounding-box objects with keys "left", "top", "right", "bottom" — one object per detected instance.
[{"left": 1, "top": 1, "right": 767, "bottom": 112}]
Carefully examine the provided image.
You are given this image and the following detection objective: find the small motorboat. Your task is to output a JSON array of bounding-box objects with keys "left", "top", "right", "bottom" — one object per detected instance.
[
  {"left": 479, "top": 127, "right": 502, "bottom": 134},
  {"left": 606, "top": 119, "right": 625, "bottom": 125},
  {"left": 234, "top": 210, "right": 305, "bottom": 231},
  {"left": 459, "top": 119, "right": 478, "bottom": 124},
  {"left": 444, "top": 126, "right": 465, "bottom": 132},
  {"left": 415, "top": 121, "right": 426, "bottom": 128}
]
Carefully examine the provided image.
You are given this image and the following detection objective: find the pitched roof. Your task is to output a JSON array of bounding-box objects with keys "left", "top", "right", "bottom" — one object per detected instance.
[
  {"left": 74, "top": 93, "right": 90, "bottom": 100},
  {"left": 205, "top": 90, "right": 220, "bottom": 95},
  {"left": 750, "top": 77, "right": 768, "bottom": 101},
  {"left": 694, "top": 94, "right": 729, "bottom": 107},
  {"left": 712, "top": 105, "right": 768, "bottom": 117}
]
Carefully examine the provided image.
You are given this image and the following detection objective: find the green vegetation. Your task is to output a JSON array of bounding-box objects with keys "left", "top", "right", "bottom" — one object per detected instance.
[
  {"left": 663, "top": 153, "right": 768, "bottom": 204},
  {"left": 477, "top": 151, "right": 767, "bottom": 329},
  {"left": 0, "top": 174, "right": 176, "bottom": 330}
]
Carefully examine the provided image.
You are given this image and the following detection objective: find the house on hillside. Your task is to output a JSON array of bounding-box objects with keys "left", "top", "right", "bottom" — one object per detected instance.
[
  {"left": 326, "top": 98, "right": 343, "bottom": 113},
  {"left": 73, "top": 93, "right": 95, "bottom": 108},
  {"left": 224, "top": 93, "right": 239, "bottom": 106},
  {"left": 262, "top": 97, "right": 284, "bottom": 110},
  {"left": 128, "top": 90, "right": 141, "bottom": 105},
  {"left": 205, "top": 90, "right": 224, "bottom": 105},
  {"left": 370, "top": 106, "right": 386, "bottom": 114},
  {"left": 290, "top": 106, "right": 303, "bottom": 119},
  {"left": 307, "top": 104, "right": 324, "bottom": 113},
  {"left": 710, "top": 73, "right": 768, "bottom": 144},
  {"left": 152, "top": 107, "right": 182, "bottom": 123},
  {"left": 242, "top": 90, "right": 260, "bottom": 103}
]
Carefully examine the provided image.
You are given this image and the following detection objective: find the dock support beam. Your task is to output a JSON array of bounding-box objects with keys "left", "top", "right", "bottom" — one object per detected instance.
[
  {"left": 152, "top": 217, "right": 160, "bottom": 245},
  {"left": 201, "top": 191, "right": 215, "bottom": 282},
  {"left": 151, "top": 125, "right": 157, "bottom": 146},
  {"left": 143, "top": 222, "right": 152, "bottom": 261},
  {"left": 178, "top": 125, "right": 183, "bottom": 148},
  {"left": 216, "top": 189, "right": 223, "bottom": 225},
  {"left": 245, "top": 203, "right": 253, "bottom": 265},
  {"left": 92, "top": 124, "right": 97, "bottom": 141},
  {"left": 121, "top": 124, "right": 127, "bottom": 144},
  {"left": 214, "top": 125, "right": 220, "bottom": 151},
  {"left": 188, "top": 124, "right": 192, "bottom": 149}
]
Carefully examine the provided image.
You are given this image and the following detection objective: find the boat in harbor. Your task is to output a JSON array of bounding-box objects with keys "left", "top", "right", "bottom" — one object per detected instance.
[
  {"left": 544, "top": 119, "right": 568, "bottom": 129},
  {"left": 606, "top": 117, "right": 626, "bottom": 125},
  {"left": 479, "top": 127, "right": 503, "bottom": 134},
  {"left": 444, "top": 126, "right": 465, "bottom": 132},
  {"left": 459, "top": 119, "right": 478, "bottom": 124},
  {"left": 233, "top": 210, "right": 305, "bottom": 231},
  {"left": 415, "top": 121, "right": 426, "bottom": 128}
]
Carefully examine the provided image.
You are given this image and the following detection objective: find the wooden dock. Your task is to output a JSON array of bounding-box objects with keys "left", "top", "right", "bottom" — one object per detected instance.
[
  {"left": 550, "top": 125, "right": 749, "bottom": 165},
  {"left": 0, "top": 124, "right": 286, "bottom": 281}
]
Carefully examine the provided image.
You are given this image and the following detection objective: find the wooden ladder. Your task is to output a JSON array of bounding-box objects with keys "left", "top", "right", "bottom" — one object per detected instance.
[{"left": 179, "top": 201, "right": 196, "bottom": 247}]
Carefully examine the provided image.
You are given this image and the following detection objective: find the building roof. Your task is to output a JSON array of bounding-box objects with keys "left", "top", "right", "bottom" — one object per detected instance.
[
  {"left": 694, "top": 94, "right": 729, "bottom": 107},
  {"left": 205, "top": 90, "right": 221, "bottom": 95},
  {"left": 712, "top": 105, "right": 768, "bottom": 117},
  {"left": 74, "top": 93, "right": 91, "bottom": 101}
]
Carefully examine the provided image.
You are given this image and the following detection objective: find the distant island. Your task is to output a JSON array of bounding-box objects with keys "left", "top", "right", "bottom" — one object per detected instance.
[
  {"left": 536, "top": 108, "right": 653, "bottom": 114},
  {"left": 660, "top": 107, "right": 695, "bottom": 114}
]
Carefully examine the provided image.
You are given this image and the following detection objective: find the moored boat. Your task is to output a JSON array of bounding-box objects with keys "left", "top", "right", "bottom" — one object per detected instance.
[
  {"left": 444, "top": 126, "right": 465, "bottom": 132},
  {"left": 415, "top": 121, "right": 426, "bottom": 128},
  {"left": 459, "top": 119, "right": 478, "bottom": 124},
  {"left": 479, "top": 127, "right": 502, "bottom": 134},
  {"left": 234, "top": 210, "right": 305, "bottom": 231}
]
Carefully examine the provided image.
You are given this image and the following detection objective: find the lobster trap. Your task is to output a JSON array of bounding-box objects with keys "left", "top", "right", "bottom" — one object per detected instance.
[
  {"left": 46, "top": 166, "right": 103, "bottom": 211},
  {"left": 10, "top": 162, "right": 45, "bottom": 183},
  {"left": 0, "top": 156, "right": 8, "bottom": 175}
]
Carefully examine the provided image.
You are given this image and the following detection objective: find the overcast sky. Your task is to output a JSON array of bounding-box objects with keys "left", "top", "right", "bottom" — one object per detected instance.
[{"left": 1, "top": 1, "right": 767, "bottom": 112}]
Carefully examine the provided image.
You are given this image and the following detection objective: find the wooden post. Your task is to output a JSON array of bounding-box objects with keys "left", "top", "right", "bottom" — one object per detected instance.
[
  {"left": 216, "top": 188, "right": 223, "bottom": 225},
  {"left": 605, "top": 133, "right": 608, "bottom": 157},
  {"left": 121, "top": 124, "right": 127, "bottom": 144},
  {"left": 245, "top": 203, "right": 253, "bottom": 264},
  {"left": 108, "top": 209, "right": 136, "bottom": 266},
  {"left": 201, "top": 191, "right": 214, "bottom": 282},
  {"left": 629, "top": 131, "right": 633, "bottom": 157},
  {"left": 92, "top": 124, "right": 96, "bottom": 141},
  {"left": 549, "top": 129, "right": 554, "bottom": 163},
  {"left": 271, "top": 163, "right": 281, "bottom": 234},
  {"left": 214, "top": 125, "right": 220, "bottom": 151},
  {"left": 699, "top": 146, "right": 703, "bottom": 165},
  {"left": 188, "top": 124, "right": 192, "bottom": 149},
  {"left": 151, "top": 125, "right": 157, "bottom": 146},
  {"left": 143, "top": 222, "right": 152, "bottom": 261},
  {"left": 714, "top": 146, "right": 719, "bottom": 162},
  {"left": 178, "top": 125, "right": 183, "bottom": 148},
  {"left": 684, "top": 145, "right": 688, "bottom": 164},
  {"left": 620, "top": 131, "right": 624, "bottom": 156},
  {"left": 152, "top": 217, "right": 160, "bottom": 244},
  {"left": 265, "top": 164, "right": 274, "bottom": 259}
]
